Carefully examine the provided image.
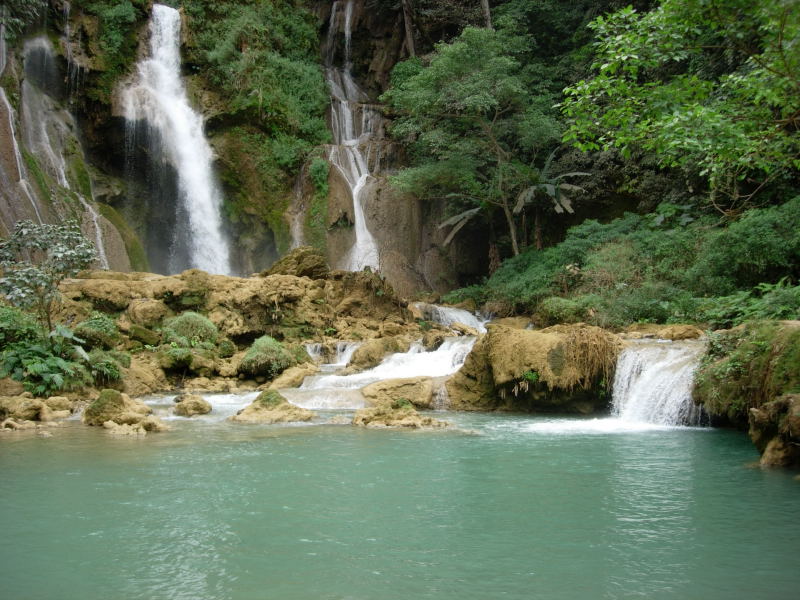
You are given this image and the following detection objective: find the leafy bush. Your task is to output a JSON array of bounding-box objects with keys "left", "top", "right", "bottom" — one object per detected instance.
[
  {"left": 0, "top": 326, "right": 91, "bottom": 396},
  {"left": 217, "top": 338, "right": 237, "bottom": 359},
  {"left": 0, "top": 305, "right": 39, "bottom": 347},
  {"left": 162, "top": 312, "right": 218, "bottom": 347},
  {"left": 536, "top": 297, "right": 585, "bottom": 326},
  {"left": 75, "top": 312, "right": 120, "bottom": 349},
  {"left": 239, "top": 336, "right": 296, "bottom": 378},
  {"left": 86, "top": 349, "right": 123, "bottom": 386}
]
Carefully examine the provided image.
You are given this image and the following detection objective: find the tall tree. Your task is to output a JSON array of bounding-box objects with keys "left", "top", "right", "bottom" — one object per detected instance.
[
  {"left": 481, "top": 0, "right": 493, "bottom": 30},
  {"left": 401, "top": 0, "right": 416, "bottom": 56}
]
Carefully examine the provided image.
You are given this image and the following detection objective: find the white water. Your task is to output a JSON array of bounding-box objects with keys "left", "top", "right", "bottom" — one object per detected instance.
[
  {"left": 524, "top": 339, "right": 707, "bottom": 435},
  {"left": 335, "top": 341, "right": 361, "bottom": 366},
  {"left": 281, "top": 337, "right": 476, "bottom": 409},
  {"left": 144, "top": 392, "right": 258, "bottom": 423},
  {"left": 325, "top": 0, "right": 381, "bottom": 271},
  {"left": 415, "top": 303, "right": 488, "bottom": 333},
  {"left": 122, "top": 4, "right": 231, "bottom": 275},
  {"left": 77, "top": 195, "right": 110, "bottom": 269},
  {"left": 0, "top": 88, "right": 43, "bottom": 224}
]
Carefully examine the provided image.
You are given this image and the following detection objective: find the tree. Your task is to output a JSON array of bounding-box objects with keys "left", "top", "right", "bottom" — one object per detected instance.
[
  {"left": 561, "top": 0, "right": 800, "bottom": 214},
  {"left": 382, "top": 26, "right": 561, "bottom": 256},
  {"left": 0, "top": 220, "right": 97, "bottom": 337}
]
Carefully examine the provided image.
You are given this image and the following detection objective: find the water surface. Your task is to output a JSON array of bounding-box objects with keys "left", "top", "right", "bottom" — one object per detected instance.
[{"left": 1, "top": 414, "right": 797, "bottom": 600}]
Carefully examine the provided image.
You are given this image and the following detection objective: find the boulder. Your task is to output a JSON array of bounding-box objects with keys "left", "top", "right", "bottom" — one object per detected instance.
[
  {"left": 45, "top": 396, "right": 73, "bottom": 412},
  {"left": 229, "top": 390, "right": 313, "bottom": 424},
  {"left": 128, "top": 324, "right": 161, "bottom": 346},
  {"left": 262, "top": 246, "right": 329, "bottom": 279},
  {"left": 268, "top": 363, "right": 319, "bottom": 390},
  {"left": 122, "top": 354, "right": 170, "bottom": 397},
  {"left": 362, "top": 377, "right": 434, "bottom": 409},
  {"left": 0, "top": 396, "right": 45, "bottom": 421},
  {"left": 352, "top": 399, "right": 449, "bottom": 429},
  {"left": 748, "top": 394, "right": 800, "bottom": 468},
  {"left": 0, "top": 378, "right": 24, "bottom": 396},
  {"left": 451, "top": 322, "right": 479, "bottom": 337},
  {"left": 82, "top": 389, "right": 151, "bottom": 427},
  {"left": 346, "top": 336, "right": 411, "bottom": 372},
  {"left": 173, "top": 393, "right": 212, "bottom": 417},
  {"left": 656, "top": 325, "right": 704, "bottom": 340},
  {"left": 127, "top": 299, "right": 170, "bottom": 327},
  {"left": 103, "top": 421, "right": 147, "bottom": 436}
]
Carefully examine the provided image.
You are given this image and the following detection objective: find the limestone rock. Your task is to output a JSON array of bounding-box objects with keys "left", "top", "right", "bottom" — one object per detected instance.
[
  {"left": 0, "top": 396, "right": 45, "bottom": 421},
  {"left": 122, "top": 354, "right": 170, "bottom": 398},
  {"left": 451, "top": 322, "right": 479, "bottom": 337},
  {"left": 262, "top": 246, "right": 329, "bottom": 279},
  {"left": 656, "top": 325, "right": 704, "bottom": 340},
  {"left": 45, "top": 396, "right": 73, "bottom": 412},
  {"left": 362, "top": 377, "right": 434, "bottom": 409},
  {"left": 103, "top": 420, "right": 147, "bottom": 436},
  {"left": 173, "top": 393, "right": 212, "bottom": 417},
  {"left": 128, "top": 324, "right": 161, "bottom": 346},
  {"left": 268, "top": 363, "right": 319, "bottom": 390},
  {"left": 83, "top": 389, "right": 151, "bottom": 427},
  {"left": 352, "top": 400, "right": 448, "bottom": 429},
  {"left": 127, "top": 299, "right": 171, "bottom": 327},
  {"left": 748, "top": 394, "right": 800, "bottom": 468},
  {"left": 0, "top": 378, "right": 24, "bottom": 396},
  {"left": 346, "top": 336, "right": 411, "bottom": 373},
  {"left": 229, "top": 390, "right": 313, "bottom": 424}
]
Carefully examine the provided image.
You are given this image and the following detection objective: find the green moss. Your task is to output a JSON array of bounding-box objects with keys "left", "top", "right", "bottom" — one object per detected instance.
[
  {"left": 95, "top": 203, "right": 149, "bottom": 271},
  {"left": 83, "top": 388, "right": 126, "bottom": 425},
  {"left": 255, "top": 390, "right": 287, "bottom": 409},
  {"left": 239, "top": 336, "right": 296, "bottom": 378},
  {"left": 163, "top": 312, "right": 218, "bottom": 346},
  {"left": 217, "top": 338, "right": 236, "bottom": 358},
  {"left": 694, "top": 322, "right": 800, "bottom": 426},
  {"left": 129, "top": 324, "right": 160, "bottom": 346},
  {"left": 75, "top": 311, "right": 120, "bottom": 349}
]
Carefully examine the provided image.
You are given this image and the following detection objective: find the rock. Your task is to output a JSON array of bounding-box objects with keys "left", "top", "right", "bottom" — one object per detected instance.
[
  {"left": 128, "top": 324, "right": 161, "bottom": 346},
  {"left": 103, "top": 421, "right": 147, "bottom": 436},
  {"left": 421, "top": 330, "right": 446, "bottom": 351},
  {"left": 173, "top": 393, "right": 212, "bottom": 417},
  {"left": 0, "top": 396, "right": 36, "bottom": 420},
  {"left": 82, "top": 389, "right": 151, "bottom": 427},
  {"left": 122, "top": 354, "right": 170, "bottom": 397},
  {"left": 45, "top": 396, "right": 72, "bottom": 412},
  {"left": 362, "top": 377, "right": 434, "bottom": 409},
  {"left": 656, "top": 325, "right": 704, "bottom": 340},
  {"left": 0, "top": 378, "right": 24, "bottom": 396},
  {"left": 127, "top": 299, "right": 170, "bottom": 327},
  {"left": 140, "top": 415, "right": 170, "bottom": 432},
  {"left": 451, "top": 322, "right": 479, "bottom": 337},
  {"left": 262, "top": 245, "right": 330, "bottom": 279},
  {"left": 352, "top": 399, "right": 449, "bottom": 429},
  {"left": 491, "top": 317, "right": 531, "bottom": 330},
  {"left": 346, "top": 336, "right": 411, "bottom": 372},
  {"left": 268, "top": 363, "right": 318, "bottom": 389},
  {"left": 183, "top": 377, "right": 236, "bottom": 393},
  {"left": 1, "top": 418, "right": 38, "bottom": 430},
  {"left": 748, "top": 394, "right": 800, "bottom": 467},
  {"left": 229, "top": 390, "right": 313, "bottom": 424}
]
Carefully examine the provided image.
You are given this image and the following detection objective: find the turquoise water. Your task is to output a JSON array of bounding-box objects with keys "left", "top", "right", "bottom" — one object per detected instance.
[{"left": 1, "top": 414, "right": 798, "bottom": 600}]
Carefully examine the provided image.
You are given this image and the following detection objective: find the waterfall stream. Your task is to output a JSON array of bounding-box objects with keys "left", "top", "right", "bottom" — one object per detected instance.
[
  {"left": 122, "top": 4, "right": 231, "bottom": 275},
  {"left": 611, "top": 339, "right": 707, "bottom": 426},
  {"left": 325, "top": 0, "right": 381, "bottom": 271}
]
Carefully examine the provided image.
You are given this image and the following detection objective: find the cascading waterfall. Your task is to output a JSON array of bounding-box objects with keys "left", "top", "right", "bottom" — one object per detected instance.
[
  {"left": 281, "top": 337, "right": 476, "bottom": 410},
  {"left": 611, "top": 339, "right": 707, "bottom": 426},
  {"left": 414, "top": 303, "right": 489, "bottom": 333},
  {"left": 122, "top": 4, "right": 231, "bottom": 275},
  {"left": 77, "top": 195, "right": 110, "bottom": 269},
  {"left": 325, "top": 0, "right": 381, "bottom": 271}
]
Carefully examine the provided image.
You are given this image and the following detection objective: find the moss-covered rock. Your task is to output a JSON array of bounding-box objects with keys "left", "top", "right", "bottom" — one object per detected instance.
[
  {"left": 263, "top": 245, "right": 330, "bottom": 279},
  {"left": 229, "top": 390, "right": 313, "bottom": 424},
  {"left": 362, "top": 377, "right": 434, "bottom": 409},
  {"left": 82, "top": 389, "right": 151, "bottom": 427},
  {"left": 352, "top": 399, "right": 449, "bottom": 429},
  {"left": 162, "top": 311, "right": 218, "bottom": 346},
  {"left": 129, "top": 324, "right": 161, "bottom": 346},
  {"left": 239, "top": 336, "right": 296, "bottom": 379},
  {"left": 75, "top": 312, "right": 120, "bottom": 349}
]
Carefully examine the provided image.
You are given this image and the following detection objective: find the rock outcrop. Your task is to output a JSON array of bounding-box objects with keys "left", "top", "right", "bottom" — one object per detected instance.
[
  {"left": 362, "top": 377, "right": 434, "bottom": 409},
  {"left": 229, "top": 390, "right": 313, "bottom": 424},
  {"left": 83, "top": 389, "right": 167, "bottom": 433},
  {"left": 173, "top": 393, "right": 212, "bottom": 417},
  {"left": 446, "top": 324, "right": 622, "bottom": 412},
  {"left": 749, "top": 395, "right": 800, "bottom": 467},
  {"left": 352, "top": 398, "right": 448, "bottom": 429}
]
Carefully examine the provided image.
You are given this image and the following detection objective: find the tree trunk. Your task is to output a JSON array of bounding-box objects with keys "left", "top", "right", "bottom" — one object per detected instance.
[
  {"left": 534, "top": 207, "right": 543, "bottom": 250},
  {"left": 481, "top": 0, "right": 493, "bottom": 30},
  {"left": 501, "top": 200, "right": 520, "bottom": 256},
  {"left": 401, "top": 0, "right": 416, "bottom": 57}
]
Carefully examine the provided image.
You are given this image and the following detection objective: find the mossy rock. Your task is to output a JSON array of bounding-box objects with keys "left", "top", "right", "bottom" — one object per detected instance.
[
  {"left": 229, "top": 390, "right": 313, "bottom": 424},
  {"left": 163, "top": 312, "right": 218, "bottom": 346},
  {"left": 82, "top": 389, "right": 151, "bottom": 427},
  {"left": 217, "top": 338, "right": 236, "bottom": 358},
  {"left": 75, "top": 312, "right": 120, "bottom": 349},
  {"left": 129, "top": 324, "right": 161, "bottom": 346},
  {"left": 239, "top": 336, "right": 297, "bottom": 379},
  {"left": 262, "top": 245, "right": 329, "bottom": 279}
]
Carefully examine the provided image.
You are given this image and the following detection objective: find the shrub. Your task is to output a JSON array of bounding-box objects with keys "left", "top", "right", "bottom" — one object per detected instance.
[
  {"left": 217, "top": 338, "right": 237, "bottom": 358},
  {"left": 536, "top": 297, "right": 585, "bottom": 326},
  {"left": 239, "top": 336, "right": 296, "bottom": 378},
  {"left": 162, "top": 312, "right": 218, "bottom": 346},
  {"left": 86, "top": 349, "right": 123, "bottom": 386},
  {"left": 75, "top": 312, "right": 120, "bottom": 349},
  {"left": 0, "top": 305, "right": 39, "bottom": 346}
]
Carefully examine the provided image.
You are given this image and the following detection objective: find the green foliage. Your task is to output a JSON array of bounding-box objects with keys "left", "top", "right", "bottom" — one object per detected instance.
[
  {"left": 458, "top": 196, "right": 800, "bottom": 328},
  {"left": 391, "top": 398, "right": 413, "bottom": 410},
  {"left": 521, "top": 370, "right": 540, "bottom": 384},
  {"left": 0, "top": 305, "right": 39, "bottom": 347},
  {"left": 383, "top": 25, "right": 563, "bottom": 255},
  {"left": 1, "top": 0, "right": 47, "bottom": 43},
  {"left": 694, "top": 322, "right": 800, "bottom": 425},
  {"left": 74, "top": 311, "right": 120, "bottom": 349},
  {"left": 562, "top": 0, "right": 800, "bottom": 207},
  {"left": 162, "top": 312, "right": 218, "bottom": 347},
  {"left": 309, "top": 157, "right": 330, "bottom": 199},
  {"left": 0, "top": 220, "right": 96, "bottom": 335},
  {"left": 255, "top": 390, "right": 286, "bottom": 408},
  {"left": 217, "top": 338, "right": 236, "bottom": 359},
  {"left": 86, "top": 348, "right": 123, "bottom": 386},
  {"left": 0, "top": 326, "right": 91, "bottom": 396},
  {"left": 239, "top": 335, "right": 296, "bottom": 379}
]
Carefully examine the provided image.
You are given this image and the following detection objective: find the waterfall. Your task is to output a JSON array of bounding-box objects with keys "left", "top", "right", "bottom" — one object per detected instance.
[
  {"left": 325, "top": 0, "right": 381, "bottom": 271},
  {"left": 413, "top": 302, "right": 489, "bottom": 333},
  {"left": 122, "top": 4, "right": 232, "bottom": 275},
  {"left": 77, "top": 195, "right": 110, "bottom": 269},
  {"left": 335, "top": 341, "right": 361, "bottom": 366},
  {"left": 611, "top": 340, "right": 706, "bottom": 426},
  {"left": 281, "top": 337, "right": 476, "bottom": 409}
]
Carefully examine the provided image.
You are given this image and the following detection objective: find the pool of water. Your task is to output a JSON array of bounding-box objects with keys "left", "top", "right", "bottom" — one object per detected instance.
[{"left": 1, "top": 413, "right": 798, "bottom": 600}]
